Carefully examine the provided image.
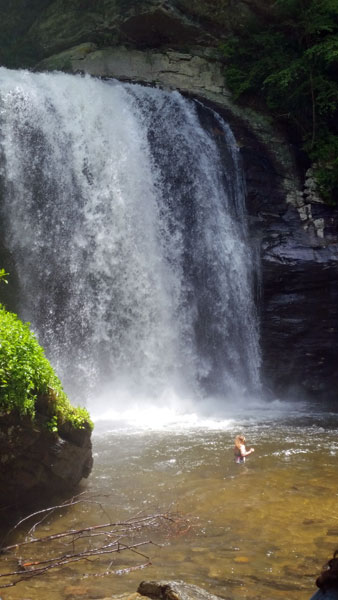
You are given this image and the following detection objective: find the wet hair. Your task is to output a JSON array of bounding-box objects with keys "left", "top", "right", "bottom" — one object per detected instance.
[
  {"left": 234, "top": 435, "right": 245, "bottom": 450},
  {"left": 316, "top": 550, "right": 338, "bottom": 591}
]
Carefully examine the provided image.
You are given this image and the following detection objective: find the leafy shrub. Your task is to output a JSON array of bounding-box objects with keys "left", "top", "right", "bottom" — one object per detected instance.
[
  {"left": 0, "top": 305, "right": 93, "bottom": 431},
  {"left": 221, "top": 0, "right": 338, "bottom": 203}
]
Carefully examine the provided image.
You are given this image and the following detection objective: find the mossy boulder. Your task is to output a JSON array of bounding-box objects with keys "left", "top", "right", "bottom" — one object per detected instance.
[
  {"left": 0, "top": 306, "right": 93, "bottom": 509},
  {"left": 0, "top": 411, "right": 93, "bottom": 510}
]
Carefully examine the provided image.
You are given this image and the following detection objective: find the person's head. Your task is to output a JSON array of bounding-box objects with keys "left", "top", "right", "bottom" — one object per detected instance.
[
  {"left": 234, "top": 434, "right": 245, "bottom": 449},
  {"left": 316, "top": 550, "right": 338, "bottom": 591}
]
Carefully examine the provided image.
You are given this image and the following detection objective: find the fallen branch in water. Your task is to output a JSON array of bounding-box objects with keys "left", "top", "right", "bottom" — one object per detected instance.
[{"left": 0, "top": 494, "right": 191, "bottom": 589}]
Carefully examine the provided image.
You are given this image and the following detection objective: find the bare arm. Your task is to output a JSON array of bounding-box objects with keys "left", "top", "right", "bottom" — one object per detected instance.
[{"left": 241, "top": 446, "right": 254, "bottom": 457}]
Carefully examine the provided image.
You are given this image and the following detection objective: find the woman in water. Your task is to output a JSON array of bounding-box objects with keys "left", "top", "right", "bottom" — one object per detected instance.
[
  {"left": 234, "top": 434, "right": 254, "bottom": 464},
  {"left": 310, "top": 550, "right": 338, "bottom": 599}
]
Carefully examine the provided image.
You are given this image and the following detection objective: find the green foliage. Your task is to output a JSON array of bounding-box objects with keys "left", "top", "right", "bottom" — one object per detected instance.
[
  {"left": 221, "top": 0, "right": 338, "bottom": 203},
  {"left": 0, "top": 305, "right": 93, "bottom": 431},
  {"left": 46, "top": 414, "right": 58, "bottom": 433},
  {"left": 0, "top": 269, "right": 9, "bottom": 285}
]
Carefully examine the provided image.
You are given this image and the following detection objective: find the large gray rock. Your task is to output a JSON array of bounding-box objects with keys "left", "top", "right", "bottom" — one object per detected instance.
[
  {"left": 137, "top": 580, "right": 224, "bottom": 600},
  {"left": 69, "top": 46, "right": 227, "bottom": 97}
]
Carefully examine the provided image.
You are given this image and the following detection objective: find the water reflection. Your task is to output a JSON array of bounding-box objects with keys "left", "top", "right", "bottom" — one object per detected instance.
[{"left": 1, "top": 409, "right": 338, "bottom": 600}]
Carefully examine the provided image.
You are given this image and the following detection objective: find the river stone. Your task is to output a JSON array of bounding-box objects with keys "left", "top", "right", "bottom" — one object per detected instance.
[
  {"left": 0, "top": 411, "right": 93, "bottom": 510},
  {"left": 137, "top": 581, "right": 225, "bottom": 600}
]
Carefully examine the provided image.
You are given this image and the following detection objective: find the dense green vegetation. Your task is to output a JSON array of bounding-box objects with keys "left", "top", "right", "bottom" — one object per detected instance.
[
  {"left": 222, "top": 0, "right": 338, "bottom": 203},
  {"left": 0, "top": 304, "right": 92, "bottom": 431}
]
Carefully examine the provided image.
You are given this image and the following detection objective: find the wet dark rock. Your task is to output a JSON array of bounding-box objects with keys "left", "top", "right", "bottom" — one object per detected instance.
[
  {"left": 243, "top": 139, "right": 338, "bottom": 398},
  {"left": 0, "top": 411, "right": 93, "bottom": 510},
  {"left": 260, "top": 236, "right": 338, "bottom": 398},
  {"left": 119, "top": 4, "right": 214, "bottom": 48}
]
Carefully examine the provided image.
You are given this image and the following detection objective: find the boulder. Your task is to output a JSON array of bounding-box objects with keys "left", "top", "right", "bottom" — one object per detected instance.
[
  {"left": 0, "top": 411, "right": 93, "bottom": 510},
  {"left": 137, "top": 581, "right": 224, "bottom": 600}
]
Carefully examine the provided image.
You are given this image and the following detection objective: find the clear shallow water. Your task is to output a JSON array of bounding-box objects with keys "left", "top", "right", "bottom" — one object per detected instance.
[{"left": 1, "top": 406, "right": 338, "bottom": 600}]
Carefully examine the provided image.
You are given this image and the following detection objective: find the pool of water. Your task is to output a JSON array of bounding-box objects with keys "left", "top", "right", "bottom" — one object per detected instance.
[{"left": 1, "top": 405, "right": 338, "bottom": 600}]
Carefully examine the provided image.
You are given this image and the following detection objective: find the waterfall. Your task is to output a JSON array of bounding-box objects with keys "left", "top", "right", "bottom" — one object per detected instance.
[{"left": 0, "top": 67, "right": 261, "bottom": 415}]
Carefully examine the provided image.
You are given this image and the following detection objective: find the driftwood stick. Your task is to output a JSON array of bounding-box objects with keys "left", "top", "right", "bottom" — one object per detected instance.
[
  {"left": 0, "top": 540, "right": 152, "bottom": 583},
  {"left": 1, "top": 512, "right": 173, "bottom": 553},
  {"left": 0, "top": 497, "right": 189, "bottom": 591}
]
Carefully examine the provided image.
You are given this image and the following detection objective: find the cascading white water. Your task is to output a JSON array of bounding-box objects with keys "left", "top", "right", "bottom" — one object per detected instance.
[{"left": 0, "top": 67, "right": 261, "bottom": 418}]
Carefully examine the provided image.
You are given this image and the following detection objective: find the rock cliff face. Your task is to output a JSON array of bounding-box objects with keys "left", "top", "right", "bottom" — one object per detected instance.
[
  {"left": 0, "top": 412, "right": 93, "bottom": 510},
  {"left": 0, "top": 0, "right": 338, "bottom": 400},
  {"left": 0, "top": 0, "right": 261, "bottom": 67},
  {"left": 241, "top": 135, "right": 338, "bottom": 399}
]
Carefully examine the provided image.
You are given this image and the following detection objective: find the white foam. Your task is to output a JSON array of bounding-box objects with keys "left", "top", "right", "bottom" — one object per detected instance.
[{"left": 90, "top": 385, "right": 308, "bottom": 433}]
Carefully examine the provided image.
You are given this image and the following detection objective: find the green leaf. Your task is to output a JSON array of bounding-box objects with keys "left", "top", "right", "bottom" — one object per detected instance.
[{"left": 0, "top": 304, "right": 93, "bottom": 430}]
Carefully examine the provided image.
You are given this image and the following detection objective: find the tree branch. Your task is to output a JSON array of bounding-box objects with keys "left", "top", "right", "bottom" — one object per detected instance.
[{"left": 0, "top": 495, "right": 191, "bottom": 590}]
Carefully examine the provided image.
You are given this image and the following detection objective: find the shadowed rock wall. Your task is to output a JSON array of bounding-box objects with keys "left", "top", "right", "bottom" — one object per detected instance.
[{"left": 241, "top": 135, "right": 338, "bottom": 399}]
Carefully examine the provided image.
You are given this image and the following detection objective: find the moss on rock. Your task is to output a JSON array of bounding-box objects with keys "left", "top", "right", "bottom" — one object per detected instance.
[{"left": 0, "top": 305, "right": 93, "bottom": 509}]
